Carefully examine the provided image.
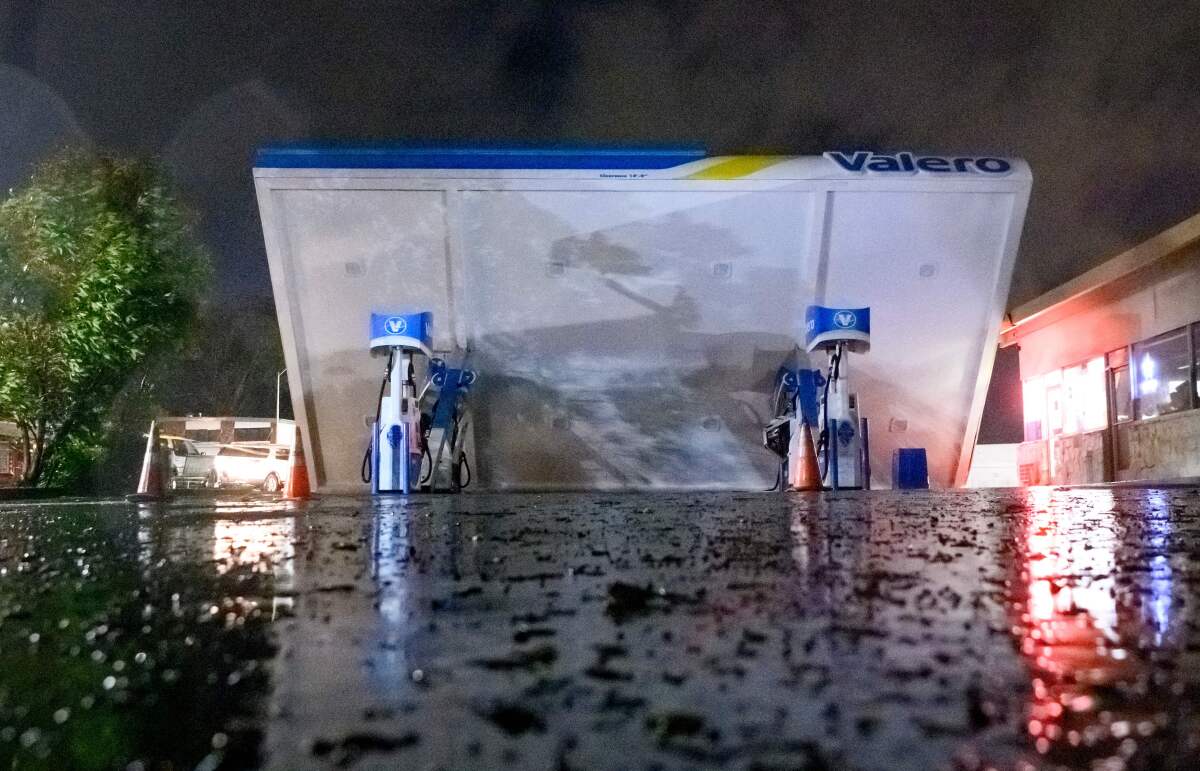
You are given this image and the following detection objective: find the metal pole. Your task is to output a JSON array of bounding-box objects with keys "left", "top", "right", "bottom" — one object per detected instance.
[
  {"left": 860, "top": 417, "right": 871, "bottom": 490},
  {"left": 275, "top": 368, "right": 287, "bottom": 425},
  {"left": 822, "top": 419, "right": 831, "bottom": 490},
  {"left": 830, "top": 419, "right": 840, "bottom": 490}
]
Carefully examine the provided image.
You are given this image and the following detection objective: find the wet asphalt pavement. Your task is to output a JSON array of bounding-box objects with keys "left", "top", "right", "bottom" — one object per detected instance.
[{"left": 1, "top": 489, "right": 1199, "bottom": 770}]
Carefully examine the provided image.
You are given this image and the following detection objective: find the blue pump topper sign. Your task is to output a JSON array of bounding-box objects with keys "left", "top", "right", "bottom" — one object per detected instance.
[
  {"left": 805, "top": 305, "right": 871, "bottom": 353},
  {"left": 825, "top": 151, "right": 1012, "bottom": 176},
  {"left": 369, "top": 311, "right": 433, "bottom": 353},
  {"left": 807, "top": 306, "right": 870, "bottom": 337}
]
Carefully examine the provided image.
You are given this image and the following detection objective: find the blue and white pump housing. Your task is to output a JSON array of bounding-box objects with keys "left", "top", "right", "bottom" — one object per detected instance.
[
  {"left": 804, "top": 306, "right": 871, "bottom": 489},
  {"left": 370, "top": 311, "right": 432, "bottom": 494}
]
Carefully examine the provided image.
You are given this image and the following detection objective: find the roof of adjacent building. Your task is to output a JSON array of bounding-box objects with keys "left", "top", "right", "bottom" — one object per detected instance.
[{"left": 1001, "top": 210, "right": 1200, "bottom": 345}]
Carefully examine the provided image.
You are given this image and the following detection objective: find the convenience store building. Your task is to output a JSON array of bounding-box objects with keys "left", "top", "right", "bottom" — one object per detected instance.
[{"left": 1001, "top": 212, "right": 1200, "bottom": 484}]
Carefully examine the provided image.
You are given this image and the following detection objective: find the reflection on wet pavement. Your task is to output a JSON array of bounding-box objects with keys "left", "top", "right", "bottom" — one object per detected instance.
[
  {"left": 2, "top": 488, "right": 1200, "bottom": 769},
  {"left": 1001, "top": 489, "right": 1198, "bottom": 770},
  {"left": 0, "top": 500, "right": 292, "bottom": 769}
]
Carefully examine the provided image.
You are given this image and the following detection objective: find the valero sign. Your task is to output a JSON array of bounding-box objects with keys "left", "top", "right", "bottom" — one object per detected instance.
[{"left": 825, "top": 151, "right": 1012, "bottom": 175}]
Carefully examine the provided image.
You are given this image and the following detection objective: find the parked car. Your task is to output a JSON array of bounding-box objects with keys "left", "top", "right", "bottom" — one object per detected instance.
[
  {"left": 212, "top": 444, "right": 291, "bottom": 492},
  {"left": 158, "top": 435, "right": 215, "bottom": 490}
]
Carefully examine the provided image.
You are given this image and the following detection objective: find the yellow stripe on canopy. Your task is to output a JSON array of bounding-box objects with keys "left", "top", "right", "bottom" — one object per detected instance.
[{"left": 685, "top": 156, "right": 787, "bottom": 180}]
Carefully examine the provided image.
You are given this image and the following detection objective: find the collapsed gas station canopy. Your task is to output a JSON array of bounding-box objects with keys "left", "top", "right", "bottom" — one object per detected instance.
[{"left": 253, "top": 145, "right": 1031, "bottom": 492}]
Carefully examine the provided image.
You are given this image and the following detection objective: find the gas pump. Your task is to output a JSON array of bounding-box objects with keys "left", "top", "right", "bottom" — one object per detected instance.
[
  {"left": 422, "top": 357, "right": 477, "bottom": 491},
  {"left": 368, "top": 312, "right": 430, "bottom": 494},
  {"left": 763, "top": 305, "right": 871, "bottom": 490},
  {"left": 364, "top": 311, "right": 477, "bottom": 494},
  {"left": 806, "top": 305, "right": 870, "bottom": 489}
]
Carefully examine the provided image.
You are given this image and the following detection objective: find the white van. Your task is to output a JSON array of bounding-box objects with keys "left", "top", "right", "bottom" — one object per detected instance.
[{"left": 212, "top": 444, "right": 291, "bottom": 492}]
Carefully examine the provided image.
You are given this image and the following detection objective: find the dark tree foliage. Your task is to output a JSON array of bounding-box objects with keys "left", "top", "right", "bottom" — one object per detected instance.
[
  {"left": 0, "top": 150, "right": 209, "bottom": 487},
  {"left": 160, "top": 298, "right": 288, "bottom": 419}
]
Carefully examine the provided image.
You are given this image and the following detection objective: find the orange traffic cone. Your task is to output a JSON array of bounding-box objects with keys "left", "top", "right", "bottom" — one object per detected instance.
[
  {"left": 283, "top": 431, "right": 311, "bottom": 500},
  {"left": 788, "top": 420, "right": 823, "bottom": 492},
  {"left": 127, "top": 419, "right": 168, "bottom": 502}
]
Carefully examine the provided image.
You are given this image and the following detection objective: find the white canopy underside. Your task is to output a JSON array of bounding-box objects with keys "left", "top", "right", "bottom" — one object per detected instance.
[{"left": 255, "top": 162, "right": 1031, "bottom": 491}]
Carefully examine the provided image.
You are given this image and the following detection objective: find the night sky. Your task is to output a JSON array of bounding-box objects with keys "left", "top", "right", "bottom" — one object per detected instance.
[{"left": 4, "top": 1, "right": 1200, "bottom": 308}]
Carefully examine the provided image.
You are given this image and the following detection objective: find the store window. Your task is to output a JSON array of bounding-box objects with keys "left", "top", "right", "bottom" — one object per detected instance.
[
  {"left": 1023, "top": 357, "right": 1110, "bottom": 442},
  {"left": 1061, "top": 357, "right": 1106, "bottom": 433},
  {"left": 1044, "top": 370, "right": 1064, "bottom": 437},
  {"left": 1107, "top": 347, "right": 1132, "bottom": 424},
  {"left": 1133, "top": 329, "right": 1193, "bottom": 419},
  {"left": 1023, "top": 376, "right": 1045, "bottom": 441},
  {"left": 1110, "top": 365, "right": 1133, "bottom": 423}
]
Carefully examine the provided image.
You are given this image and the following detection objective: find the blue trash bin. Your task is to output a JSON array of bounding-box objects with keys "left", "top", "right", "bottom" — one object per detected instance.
[{"left": 892, "top": 448, "right": 929, "bottom": 489}]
